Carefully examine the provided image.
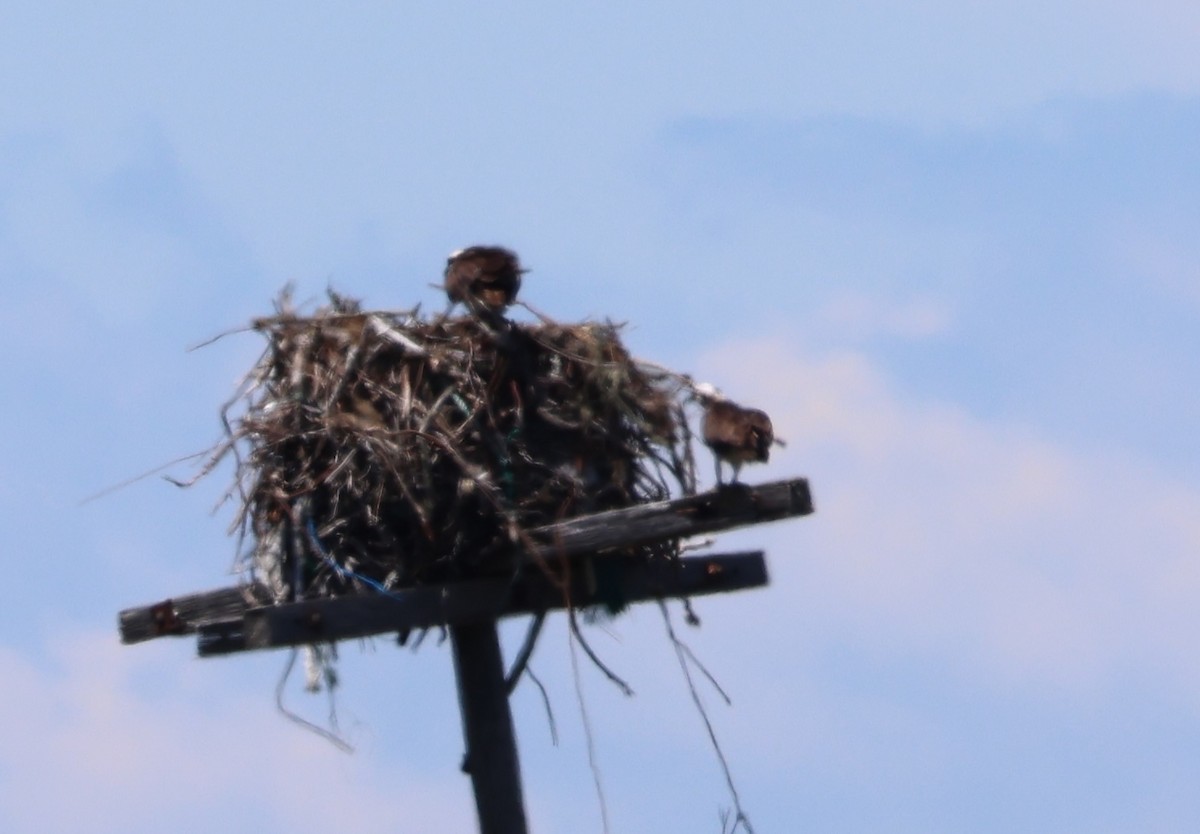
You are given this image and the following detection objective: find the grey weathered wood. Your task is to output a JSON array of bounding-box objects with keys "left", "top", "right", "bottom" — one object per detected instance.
[
  {"left": 118, "top": 583, "right": 270, "bottom": 644},
  {"left": 197, "top": 551, "right": 767, "bottom": 656},
  {"left": 451, "top": 621, "right": 528, "bottom": 834},
  {"left": 120, "top": 477, "right": 810, "bottom": 645},
  {"left": 524, "top": 477, "right": 812, "bottom": 560}
]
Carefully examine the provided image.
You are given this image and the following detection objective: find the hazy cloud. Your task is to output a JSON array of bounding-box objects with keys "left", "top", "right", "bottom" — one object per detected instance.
[
  {"left": 698, "top": 337, "right": 1200, "bottom": 700},
  {"left": 0, "top": 632, "right": 473, "bottom": 834}
]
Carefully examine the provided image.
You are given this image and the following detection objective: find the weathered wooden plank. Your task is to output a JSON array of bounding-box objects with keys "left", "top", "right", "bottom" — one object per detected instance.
[
  {"left": 119, "top": 583, "right": 270, "bottom": 644},
  {"left": 192, "top": 618, "right": 247, "bottom": 656},
  {"left": 523, "top": 477, "right": 812, "bottom": 560},
  {"left": 196, "top": 551, "right": 767, "bottom": 656}
]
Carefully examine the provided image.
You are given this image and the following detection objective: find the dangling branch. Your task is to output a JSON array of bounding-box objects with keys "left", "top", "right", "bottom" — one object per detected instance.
[
  {"left": 524, "top": 664, "right": 559, "bottom": 746},
  {"left": 505, "top": 611, "right": 547, "bottom": 694},
  {"left": 274, "top": 647, "right": 354, "bottom": 754},
  {"left": 568, "top": 617, "right": 612, "bottom": 834},
  {"left": 658, "top": 601, "right": 754, "bottom": 834}
]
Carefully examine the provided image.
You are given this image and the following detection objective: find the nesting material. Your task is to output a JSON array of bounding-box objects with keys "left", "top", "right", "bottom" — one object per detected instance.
[{"left": 206, "top": 291, "right": 699, "bottom": 603}]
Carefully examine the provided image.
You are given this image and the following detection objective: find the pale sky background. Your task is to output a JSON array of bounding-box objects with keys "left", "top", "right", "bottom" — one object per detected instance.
[{"left": 3, "top": 3, "right": 1199, "bottom": 832}]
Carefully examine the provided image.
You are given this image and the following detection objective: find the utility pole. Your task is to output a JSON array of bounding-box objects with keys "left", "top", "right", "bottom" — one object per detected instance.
[
  {"left": 119, "top": 477, "right": 813, "bottom": 833},
  {"left": 452, "top": 621, "right": 528, "bottom": 834}
]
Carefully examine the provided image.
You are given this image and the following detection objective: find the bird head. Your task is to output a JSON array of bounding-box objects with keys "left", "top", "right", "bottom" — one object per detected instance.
[
  {"left": 693, "top": 382, "right": 724, "bottom": 404},
  {"left": 444, "top": 245, "right": 524, "bottom": 312}
]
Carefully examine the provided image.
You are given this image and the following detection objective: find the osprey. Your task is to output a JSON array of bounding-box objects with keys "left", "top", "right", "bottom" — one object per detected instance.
[
  {"left": 695, "top": 383, "right": 775, "bottom": 485},
  {"left": 444, "top": 245, "right": 524, "bottom": 314}
]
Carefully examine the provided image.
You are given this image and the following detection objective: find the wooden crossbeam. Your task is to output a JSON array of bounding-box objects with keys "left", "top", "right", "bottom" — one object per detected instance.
[
  {"left": 196, "top": 551, "right": 766, "bottom": 656},
  {"left": 119, "top": 584, "right": 271, "bottom": 644},
  {"left": 114, "top": 474, "right": 813, "bottom": 834},
  {"left": 522, "top": 477, "right": 811, "bottom": 559},
  {"left": 119, "top": 477, "right": 811, "bottom": 646}
]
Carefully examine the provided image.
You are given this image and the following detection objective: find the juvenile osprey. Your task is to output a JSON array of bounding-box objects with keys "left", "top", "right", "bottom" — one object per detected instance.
[
  {"left": 696, "top": 383, "right": 775, "bottom": 485},
  {"left": 444, "top": 246, "right": 524, "bottom": 314}
]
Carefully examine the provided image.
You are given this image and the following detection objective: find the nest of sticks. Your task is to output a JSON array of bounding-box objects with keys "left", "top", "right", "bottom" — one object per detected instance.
[{"left": 199, "top": 291, "right": 699, "bottom": 603}]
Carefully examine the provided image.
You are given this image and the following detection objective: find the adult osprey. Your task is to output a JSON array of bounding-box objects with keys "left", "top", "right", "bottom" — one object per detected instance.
[
  {"left": 695, "top": 383, "right": 776, "bottom": 485},
  {"left": 444, "top": 245, "right": 524, "bottom": 314}
]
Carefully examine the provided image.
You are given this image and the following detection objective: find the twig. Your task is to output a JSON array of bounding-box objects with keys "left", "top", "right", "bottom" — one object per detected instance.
[
  {"left": 658, "top": 601, "right": 754, "bottom": 834},
  {"left": 566, "top": 591, "right": 633, "bottom": 697},
  {"left": 274, "top": 648, "right": 354, "bottom": 754},
  {"left": 78, "top": 448, "right": 214, "bottom": 505},
  {"left": 368, "top": 314, "right": 428, "bottom": 356},
  {"left": 505, "top": 611, "right": 547, "bottom": 694},
  {"left": 186, "top": 323, "right": 259, "bottom": 352},
  {"left": 568, "top": 618, "right": 611, "bottom": 834},
  {"left": 677, "top": 642, "right": 732, "bottom": 706},
  {"left": 524, "top": 664, "right": 559, "bottom": 746}
]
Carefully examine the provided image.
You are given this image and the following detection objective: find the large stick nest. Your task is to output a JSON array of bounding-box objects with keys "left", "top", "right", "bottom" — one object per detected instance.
[{"left": 205, "top": 291, "right": 699, "bottom": 603}]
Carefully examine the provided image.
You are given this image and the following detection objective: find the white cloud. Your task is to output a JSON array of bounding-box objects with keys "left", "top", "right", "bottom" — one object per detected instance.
[
  {"left": 695, "top": 336, "right": 1200, "bottom": 699},
  {"left": 0, "top": 632, "right": 473, "bottom": 834}
]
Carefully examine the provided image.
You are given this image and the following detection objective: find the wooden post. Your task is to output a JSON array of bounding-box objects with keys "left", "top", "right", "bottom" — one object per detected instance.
[
  {"left": 450, "top": 620, "right": 529, "bottom": 834},
  {"left": 115, "top": 478, "right": 815, "bottom": 833}
]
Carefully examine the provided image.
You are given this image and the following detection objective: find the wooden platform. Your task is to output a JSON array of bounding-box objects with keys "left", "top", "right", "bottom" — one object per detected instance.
[{"left": 118, "top": 477, "right": 813, "bottom": 655}]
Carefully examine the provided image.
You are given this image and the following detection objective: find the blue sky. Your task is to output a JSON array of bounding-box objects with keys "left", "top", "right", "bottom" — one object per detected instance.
[{"left": 3, "top": 3, "right": 1199, "bottom": 832}]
